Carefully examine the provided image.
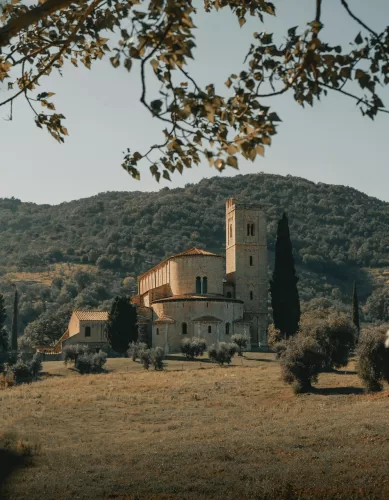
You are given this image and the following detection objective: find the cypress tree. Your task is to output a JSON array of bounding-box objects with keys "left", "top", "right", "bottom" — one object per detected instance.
[
  {"left": 0, "top": 293, "right": 8, "bottom": 352},
  {"left": 106, "top": 296, "right": 138, "bottom": 354},
  {"left": 270, "top": 212, "right": 300, "bottom": 339},
  {"left": 352, "top": 281, "right": 360, "bottom": 335},
  {"left": 11, "top": 286, "right": 18, "bottom": 351}
]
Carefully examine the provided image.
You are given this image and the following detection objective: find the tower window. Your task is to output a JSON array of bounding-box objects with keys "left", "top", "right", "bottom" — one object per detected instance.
[
  {"left": 251, "top": 224, "right": 255, "bottom": 236},
  {"left": 208, "top": 325, "right": 212, "bottom": 334},
  {"left": 156, "top": 328, "right": 159, "bottom": 336},
  {"left": 229, "top": 224, "right": 232, "bottom": 238},
  {"left": 202, "top": 276, "right": 208, "bottom": 294},
  {"left": 250, "top": 291, "right": 254, "bottom": 300},
  {"left": 196, "top": 276, "right": 201, "bottom": 294},
  {"left": 226, "top": 322, "right": 230, "bottom": 335},
  {"left": 182, "top": 322, "right": 187, "bottom": 335},
  {"left": 249, "top": 256, "right": 253, "bottom": 266},
  {"left": 85, "top": 326, "right": 91, "bottom": 337},
  {"left": 227, "top": 291, "right": 232, "bottom": 298},
  {"left": 247, "top": 223, "right": 250, "bottom": 236}
]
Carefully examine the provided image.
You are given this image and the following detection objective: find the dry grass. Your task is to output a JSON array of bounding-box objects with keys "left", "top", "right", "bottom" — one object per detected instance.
[
  {"left": 4, "top": 263, "right": 92, "bottom": 286},
  {"left": 1, "top": 353, "right": 389, "bottom": 499}
]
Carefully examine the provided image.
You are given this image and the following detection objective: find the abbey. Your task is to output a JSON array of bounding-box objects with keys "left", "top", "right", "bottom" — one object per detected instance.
[{"left": 131, "top": 198, "right": 268, "bottom": 353}]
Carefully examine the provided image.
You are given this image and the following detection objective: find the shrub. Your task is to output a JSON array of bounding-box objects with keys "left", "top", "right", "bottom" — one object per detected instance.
[
  {"left": 299, "top": 311, "right": 357, "bottom": 370},
  {"left": 231, "top": 334, "right": 249, "bottom": 356},
  {"left": 29, "top": 353, "right": 42, "bottom": 379},
  {"left": 208, "top": 342, "right": 237, "bottom": 365},
  {"left": 180, "top": 338, "right": 207, "bottom": 359},
  {"left": 63, "top": 344, "right": 90, "bottom": 365},
  {"left": 127, "top": 341, "right": 148, "bottom": 361},
  {"left": 280, "top": 334, "right": 324, "bottom": 394},
  {"left": 140, "top": 349, "right": 151, "bottom": 370},
  {"left": 140, "top": 347, "right": 165, "bottom": 370},
  {"left": 4, "top": 352, "right": 43, "bottom": 384},
  {"left": 75, "top": 351, "right": 107, "bottom": 374},
  {"left": 8, "top": 360, "right": 34, "bottom": 384},
  {"left": 267, "top": 324, "right": 288, "bottom": 359},
  {"left": 150, "top": 347, "right": 165, "bottom": 370},
  {"left": 356, "top": 326, "right": 389, "bottom": 392}
]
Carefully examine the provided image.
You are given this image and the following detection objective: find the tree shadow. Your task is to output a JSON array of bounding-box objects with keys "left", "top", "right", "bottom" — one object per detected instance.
[
  {"left": 311, "top": 386, "right": 364, "bottom": 396},
  {"left": 40, "top": 372, "right": 63, "bottom": 378},
  {"left": 165, "top": 355, "right": 213, "bottom": 363},
  {"left": 0, "top": 449, "right": 28, "bottom": 498},
  {"left": 243, "top": 356, "right": 277, "bottom": 363}
]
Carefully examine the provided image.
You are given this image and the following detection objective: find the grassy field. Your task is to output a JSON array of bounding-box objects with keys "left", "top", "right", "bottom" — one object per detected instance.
[{"left": 1, "top": 353, "right": 389, "bottom": 499}]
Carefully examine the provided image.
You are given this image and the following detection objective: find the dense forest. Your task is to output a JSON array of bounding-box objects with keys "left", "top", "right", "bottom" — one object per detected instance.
[{"left": 0, "top": 172, "right": 388, "bottom": 343}]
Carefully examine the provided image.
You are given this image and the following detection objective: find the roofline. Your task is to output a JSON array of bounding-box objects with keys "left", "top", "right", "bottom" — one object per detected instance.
[
  {"left": 137, "top": 249, "right": 224, "bottom": 281},
  {"left": 151, "top": 296, "right": 244, "bottom": 305}
]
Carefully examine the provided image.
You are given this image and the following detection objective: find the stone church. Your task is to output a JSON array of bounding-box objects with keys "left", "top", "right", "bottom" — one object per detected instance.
[{"left": 131, "top": 198, "right": 268, "bottom": 353}]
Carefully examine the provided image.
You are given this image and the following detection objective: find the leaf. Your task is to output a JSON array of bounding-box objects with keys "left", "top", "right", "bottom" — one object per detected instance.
[
  {"left": 162, "top": 170, "right": 171, "bottom": 181},
  {"left": 355, "top": 32, "right": 363, "bottom": 45},
  {"left": 227, "top": 143, "right": 238, "bottom": 155},
  {"left": 227, "top": 156, "right": 238, "bottom": 169},
  {"left": 256, "top": 145, "right": 265, "bottom": 157},
  {"left": 110, "top": 57, "right": 120, "bottom": 68},
  {"left": 239, "top": 17, "right": 246, "bottom": 27},
  {"left": 268, "top": 112, "right": 282, "bottom": 122},
  {"left": 124, "top": 59, "right": 132, "bottom": 72}
]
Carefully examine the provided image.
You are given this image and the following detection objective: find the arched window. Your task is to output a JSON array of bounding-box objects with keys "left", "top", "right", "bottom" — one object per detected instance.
[
  {"left": 156, "top": 328, "right": 159, "bottom": 336},
  {"left": 227, "top": 291, "right": 232, "bottom": 298},
  {"left": 250, "top": 291, "right": 254, "bottom": 300},
  {"left": 229, "top": 224, "right": 233, "bottom": 238},
  {"left": 226, "top": 322, "right": 230, "bottom": 335},
  {"left": 182, "top": 322, "right": 187, "bottom": 335},
  {"left": 247, "top": 223, "right": 250, "bottom": 236},
  {"left": 202, "top": 276, "right": 208, "bottom": 294},
  {"left": 249, "top": 256, "right": 253, "bottom": 266},
  {"left": 196, "top": 276, "right": 201, "bottom": 294},
  {"left": 251, "top": 224, "right": 255, "bottom": 236},
  {"left": 208, "top": 325, "right": 212, "bottom": 333},
  {"left": 85, "top": 326, "right": 91, "bottom": 337}
]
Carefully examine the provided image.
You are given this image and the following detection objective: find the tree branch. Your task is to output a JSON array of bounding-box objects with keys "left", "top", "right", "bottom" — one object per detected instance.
[
  {"left": 0, "top": 0, "right": 100, "bottom": 108},
  {"left": 0, "top": 0, "right": 84, "bottom": 48},
  {"left": 340, "top": 0, "right": 379, "bottom": 39},
  {"left": 320, "top": 82, "right": 389, "bottom": 114}
]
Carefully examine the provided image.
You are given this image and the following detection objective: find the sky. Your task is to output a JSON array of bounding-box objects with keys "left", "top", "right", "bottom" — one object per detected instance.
[{"left": 0, "top": 0, "right": 389, "bottom": 205}]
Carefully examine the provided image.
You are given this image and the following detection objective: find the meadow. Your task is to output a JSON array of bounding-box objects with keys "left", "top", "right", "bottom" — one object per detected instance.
[{"left": 1, "top": 353, "right": 389, "bottom": 499}]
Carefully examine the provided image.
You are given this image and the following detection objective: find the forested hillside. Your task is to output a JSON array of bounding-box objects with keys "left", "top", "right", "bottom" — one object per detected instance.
[{"left": 0, "top": 172, "right": 388, "bottom": 341}]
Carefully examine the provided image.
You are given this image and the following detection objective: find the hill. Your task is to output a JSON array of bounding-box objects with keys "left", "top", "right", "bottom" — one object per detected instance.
[{"left": 0, "top": 172, "right": 388, "bottom": 337}]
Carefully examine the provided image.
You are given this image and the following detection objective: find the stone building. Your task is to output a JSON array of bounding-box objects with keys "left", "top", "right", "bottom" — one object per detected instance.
[
  {"left": 131, "top": 198, "right": 268, "bottom": 353},
  {"left": 36, "top": 310, "right": 109, "bottom": 356}
]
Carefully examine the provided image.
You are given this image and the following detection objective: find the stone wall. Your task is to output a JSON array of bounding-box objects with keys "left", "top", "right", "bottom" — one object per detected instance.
[{"left": 151, "top": 298, "right": 244, "bottom": 353}]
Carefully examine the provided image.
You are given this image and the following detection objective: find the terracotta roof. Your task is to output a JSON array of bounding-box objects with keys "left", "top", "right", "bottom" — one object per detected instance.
[
  {"left": 138, "top": 247, "right": 224, "bottom": 280},
  {"left": 153, "top": 316, "right": 176, "bottom": 324},
  {"left": 152, "top": 293, "right": 243, "bottom": 304},
  {"left": 192, "top": 315, "right": 223, "bottom": 323},
  {"left": 73, "top": 310, "right": 109, "bottom": 321}
]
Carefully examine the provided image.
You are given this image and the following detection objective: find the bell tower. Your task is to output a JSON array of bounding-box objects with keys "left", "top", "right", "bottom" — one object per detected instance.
[{"left": 226, "top": 198, "right": 268, "bottom": 349}]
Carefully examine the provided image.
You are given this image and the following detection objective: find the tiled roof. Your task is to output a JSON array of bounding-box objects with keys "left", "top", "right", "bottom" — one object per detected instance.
[
  {"left": 192, "top": 315, "right": 223, "bottom": 323},
  {"left": 73, "top": 310, "right": 109, "bottom": 321},
  {"left": 151, "top": 293, "right": 243, "bottom": 304},
  {"left": 138, "top": 247, "right": 224, "bottom": 280},
  {"left": 153, "top": 316, "right": 176, "bottom": 324}
]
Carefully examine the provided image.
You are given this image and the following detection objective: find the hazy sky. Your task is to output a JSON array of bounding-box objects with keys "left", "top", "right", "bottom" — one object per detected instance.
[{"left": 1, "top": 0, "right": 388, "bottom": 205}]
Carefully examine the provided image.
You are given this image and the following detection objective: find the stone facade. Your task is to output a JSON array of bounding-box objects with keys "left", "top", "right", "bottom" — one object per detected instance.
[{"left": 131, "top": 198, "right": 268, "bottom": 353}]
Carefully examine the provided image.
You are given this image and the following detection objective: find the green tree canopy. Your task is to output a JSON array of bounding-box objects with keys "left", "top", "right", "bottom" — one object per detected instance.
[
  {"left": 0, "top": 1, "right": 389, "bottom": 180},
  {"left": 22, "top": 310, "right": 70, "bottom": 346},
  {"left": 106, "top": 296, "right": 138, "bottom": 353}
]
